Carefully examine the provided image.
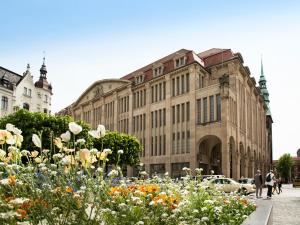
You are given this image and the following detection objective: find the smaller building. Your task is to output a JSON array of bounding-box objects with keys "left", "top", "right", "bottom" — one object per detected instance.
[{"left": 0, "top": 58, "right": 53, "bottom": 117}]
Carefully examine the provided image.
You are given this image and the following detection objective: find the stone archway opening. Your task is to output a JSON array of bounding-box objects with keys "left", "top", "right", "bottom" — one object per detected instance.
[
  {"left": 240, "top": 142, "right": 245, "bottom": 178},
  {"left": 198, "top": 135, "right": 222, "bottom": 175},
  {"left": 229, "top": 137, "right": 236, "bottom": 179}
]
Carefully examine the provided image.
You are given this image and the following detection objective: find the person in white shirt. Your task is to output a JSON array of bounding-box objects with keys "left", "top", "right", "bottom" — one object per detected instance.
[{"left": 265, "top": 169, "right": 275, "bottom": 198}]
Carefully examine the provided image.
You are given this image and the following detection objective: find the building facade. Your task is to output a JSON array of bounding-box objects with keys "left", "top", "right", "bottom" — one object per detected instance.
[
  {"left": 58, "top": 48, "right": 273, "bottom": 179},
  {"left": 0, "top": 58, "right": 53, "bottom": 117}
]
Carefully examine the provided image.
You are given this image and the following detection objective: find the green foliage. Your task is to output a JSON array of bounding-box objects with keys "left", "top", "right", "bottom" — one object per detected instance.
[
  {"left": 93, "top": 131, "right": 142, "bottom": 167},
  {"left": 0, "top": 109, "right": 92, "bottom": 151},
  {"left": 277, "top": 153, "right": 294, "bottom": 182}
]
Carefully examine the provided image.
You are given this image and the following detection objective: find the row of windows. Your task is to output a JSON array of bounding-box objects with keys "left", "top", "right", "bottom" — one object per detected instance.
[
  {"left": 151, "top": 134, "right": 166, "bottom": 156},
  {"left": 151, "top": 81, "right": 166, "bottom": 103},
  {"left": 118, "top": 118, "right": 129, "bottom": 133},
  {"left": 172, "top": 73, "right": 190, "bottom": 96},
  {"left": 118, "top": 96, "right": 129, "bottom": 113},
  {"left": 83, "top": 111, "right": 91, "bottom": 123},
  {"left": 153, "top": 66, "right": 164, "bottom": 77},
  {"left": 196, "top": 94, "right": 221, "bottom": 124},
  {"left": 23, "top": 87, "right": 32, "bottom": 97},
  {"left": 172, "top": 131, "right": 191, "bottom": 154},
  {"left": 133, "top": 113, "right": 146, "bottom": 132},
  {"left": 151, "top": 108, "right": 166, "bottom": 128},
  {"left": 133, "top": 89, "right": 146, "bottom": 109},
  {"left": 104, "top": 102, "right": 114, "bottom": 118},
  {"left": 93, "top": 106, "right": 102, "bottom": 127},
  {"left": 172, "top": 102, "right": 190, "bottom": 124}
]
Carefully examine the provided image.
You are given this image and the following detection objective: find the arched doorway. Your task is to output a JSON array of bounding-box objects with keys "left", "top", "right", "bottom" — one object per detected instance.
[
  {"left": 229, "top": 137, "right": 237, "bottom": 179},
  {"left": 198, "top": 135, "right": 222, "bottom": 175},
  {"left": 247, "top": 147, "right": 253, "bottom": 177},
  {"left": 240, "top": 142, "right": 245, "bottom": 178}
]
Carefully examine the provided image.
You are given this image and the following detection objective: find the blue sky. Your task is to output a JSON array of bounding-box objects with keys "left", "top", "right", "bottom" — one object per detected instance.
[{"left": 1, "top": 0, "right": 300, "bottom": 160}]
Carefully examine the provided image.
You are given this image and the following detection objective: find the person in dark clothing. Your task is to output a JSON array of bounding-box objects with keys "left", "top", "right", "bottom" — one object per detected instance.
[
  {"left": 265, "top": 170, "right": 275, "bottom": 199},
  {"left": 277, "top": 177, "right": 282, "bottom": 194},
  {"left": 254, "top": 170, "right": 263, "bottom": 198}
]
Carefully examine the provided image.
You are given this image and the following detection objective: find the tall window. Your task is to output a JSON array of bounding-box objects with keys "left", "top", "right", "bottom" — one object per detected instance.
[
  {"left": 1, "top": 96, "right": 8, "bottom": 110},
  {"left": 216, "top": 94, "right": 221, "bottom": 121},
  {"left": 197, "top": 99, "right": 201, "bottom": 124},
  {"left": 203, "top": 97, "right": 207, "bottom": 123},
  {"left": 186, "top": 102, "right": 190, "bottom": 121},
  {"left": 209, "top": 95, "right": 214, "bottom": 122},
  {"left": 23, "top": 87, "right": 27, "bottom": 95}
]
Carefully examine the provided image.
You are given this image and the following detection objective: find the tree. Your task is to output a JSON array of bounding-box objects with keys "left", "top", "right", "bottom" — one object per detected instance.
[
  {"left": 93, "top": 131, "right": 142, "bottom": 167},
  {"left": 0, "top": 109, "right": 92, "bottom": 151},
  {"left": 276, "top": 153, "right": 294, "bottom": 183}
]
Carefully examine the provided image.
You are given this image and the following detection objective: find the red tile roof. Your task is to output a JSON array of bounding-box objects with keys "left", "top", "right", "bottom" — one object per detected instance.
[{"left": 121, "top": 48, "right": 238, "bottom": 82}]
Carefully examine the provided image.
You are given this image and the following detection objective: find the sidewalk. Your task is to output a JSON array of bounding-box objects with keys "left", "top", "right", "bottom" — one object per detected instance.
[{"left": 252, "top": 184, "right": 300, "bottom": 225}]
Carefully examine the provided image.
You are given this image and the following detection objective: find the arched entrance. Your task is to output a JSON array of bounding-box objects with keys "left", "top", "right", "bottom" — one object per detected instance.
[
  {"left": 229, "top": 137, "right": 238, "bottom": 179},
  {"left": 240, "top": 142, "right": 245, "bottom": 178},
  {"left": 198, "top": 135, "right": 222, "bottom": 175},
  {"left": 247, "top": 147, "right": 253, "bottom": 177}
]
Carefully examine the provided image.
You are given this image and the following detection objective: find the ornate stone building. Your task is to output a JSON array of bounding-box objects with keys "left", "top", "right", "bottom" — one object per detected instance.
[
  {"left": 58, "top": 48, "right": 273, "bottom": 179},
  {"left": 0, "top": 58, "right": 53, "bottom": 117}
]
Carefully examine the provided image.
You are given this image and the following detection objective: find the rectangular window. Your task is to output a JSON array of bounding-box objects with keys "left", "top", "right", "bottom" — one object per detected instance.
[
  {"left": 176, "top": 77, "right": 180, "bottom": 95},
  {"left": 197, "top": 99, "right": 201, "bottom": 124},
  {"left": 155, "top": 136, "right": 157, "bottom": 156},
  {"left": 155, "top": 85, "right": 158, "bottom": 102},
  {"left": 163, "top": 108, "right": 166, "bottom": 126},
  {"left": 186, "top": 73, "right": 190, "bottom": 92},
  {"left": 210, "top": 95, "right": 214, "bottom": 122},
  {"left": 159, "top": 109, "right": 162, "bottom": 127},
  {"left": 28, "top": 89, "right": 32, "bottom": 97},
  {"left": 176, "top": 105, "right": 180, "bottom": 123},
  {"left": 151, "top": 112, "right": 154, "bottom": 128},
  {"left": 163, "top": 82, "right": 166, "bottom": 99},
  {"left": 181, "top": 103, "right": 185, "bottom": 122},
  {"left": 216, "top": 94, "right": 221, "bottom": 121},
  {"left": 151, "top": 137, "right": 154, "bottom": 156},
  {"left": 144, "top": 90, "right": 146, "bottom": 106},
  {"left": 151, "top": 87, "right": 154, "bottom": 103},
  {"left": 1, "top": 96, "right": 8, "bottom": 110},
  {"left": 172, "top": 106, "right": 175, "bottom": 124},
  {"left": 172, "top": 79, "right": 175, "bottom": 96},
  {"left": 24, "top": 87, "right": 27, "bottom": 95},
  {"left": 159, "top": 83, "right": 162, "bottom": 101},
  {"left": 186, "top": 102, "right": 190, "bottom": 121},
  {"left": 155, "top": 111, "right": 158, "bottom": 128},
  {"left": 203, "top": 97, "right": 207, "bottom": 123},
  {"left": 181, "top": 75, "right": 185, "bottom": 94}
]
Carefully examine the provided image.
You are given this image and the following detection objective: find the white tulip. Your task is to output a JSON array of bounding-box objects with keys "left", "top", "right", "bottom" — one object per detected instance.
[
  {"left": 5, "top": 123, "right": 15, "bottom": 132},
  {"left": 97, "top": 124, "right": 106, "bottom": 137},
  {"left": 68, "top": 122, "right": 82, "bottom": 135},
  {"left": 88, "top": 130, "right": 100, "bottom": 139},
  {"left": 32, "top": 134, "right": 41, "bottom": 148},
  {"left": 60, "top": 131, "right": 71, "bottom": 142},
  {"left": 6, "top": 136, "right": 15, "bottom": 145}
]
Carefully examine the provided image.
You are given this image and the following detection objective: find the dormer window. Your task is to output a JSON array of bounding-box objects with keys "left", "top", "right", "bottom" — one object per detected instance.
[
  {"left": 153, "top": 65, "right": 164, "bottom": 77},
  {"left": 175, "top": 56, "right": 187, "bottom": 68},
  {"left": 135, "top": 74, "right": 145, "bottom": 84}
]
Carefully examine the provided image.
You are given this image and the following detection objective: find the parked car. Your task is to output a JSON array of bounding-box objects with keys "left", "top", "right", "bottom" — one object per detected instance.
[
  {"left": 201, "top": 175, "right": 225, "bottom": 181},
  {"left": 238, "top": 178, "right": 256, "bottom": 189},
  {"left": 203, "top": 177, "right": 255, "bottom": 194}
]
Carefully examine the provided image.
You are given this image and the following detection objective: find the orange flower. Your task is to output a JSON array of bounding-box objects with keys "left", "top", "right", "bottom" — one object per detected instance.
[
  {"left": 16, "top": 208, "right": 27, "bottom": 219},
  {"left": 4, "top": 196, "right": 15, "bottom": 203},
  {"left": 65, "top": 186, "right": 74, "bottom": 193},
  {"left": 8, "top": 175, "right": 16, "bottom": 185}
]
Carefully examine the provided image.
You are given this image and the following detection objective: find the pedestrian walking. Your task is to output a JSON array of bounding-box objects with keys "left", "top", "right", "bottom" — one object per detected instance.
[
  {"left": 254, "top": 170, "right": 263, "bottom": 198},
  {"left": 272, "top": 176, "right": 279, "bottom": 194},
  {"left": 278, "top": 177, "right": 282, "bottom": 194},
  {"left": 265, "top": 169, "right": 275, "bottom": 199}
]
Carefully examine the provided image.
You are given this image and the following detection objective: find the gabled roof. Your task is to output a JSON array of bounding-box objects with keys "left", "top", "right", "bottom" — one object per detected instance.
[{"left": 0, "top": 66, "right": 23, "bottom": 85}]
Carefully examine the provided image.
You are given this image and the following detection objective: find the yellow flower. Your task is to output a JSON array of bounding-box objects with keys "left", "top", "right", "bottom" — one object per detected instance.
[
  {"left": 8, "top": 175, "right": 16, "bottom": 186},
  {"left": 65, "top": 186, "right": 74, "bottom": 193},
  {"left": 34, "top": 157, "right": 42, "bottom": 163},
  {"left": 54, "top": 137, "right": 63, "bottom": 149},
  {"left": 30, "top": 150, "right": 39, "bottom": 158},
  {"left": 0, "top": 130, "right": 12, "bottom": 144}
]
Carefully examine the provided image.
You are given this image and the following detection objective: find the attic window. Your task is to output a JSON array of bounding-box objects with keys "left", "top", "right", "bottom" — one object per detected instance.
[
  {"left": 175, "top": 56, "right": 187, "bottom": 68},
  {"left": 135, "top": 74, "right": 145, "bottom": 84},
  {"left": 153, "top": 66, "right": 164, "bottom": 77}
]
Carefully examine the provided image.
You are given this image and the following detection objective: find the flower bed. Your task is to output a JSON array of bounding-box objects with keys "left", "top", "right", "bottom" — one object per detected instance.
[{"left": 0, "top": 123, "right": 256, "bottom": 225}]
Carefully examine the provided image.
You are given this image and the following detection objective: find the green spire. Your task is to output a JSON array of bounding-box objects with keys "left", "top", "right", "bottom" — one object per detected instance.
[{"left": 258, "top": 57, "right": 271, "bottom": 116}]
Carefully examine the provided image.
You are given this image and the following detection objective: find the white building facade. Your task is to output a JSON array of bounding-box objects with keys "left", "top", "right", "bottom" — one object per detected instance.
[{"left": 0, "top": 59, "right": 53, "bottom": 117}]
